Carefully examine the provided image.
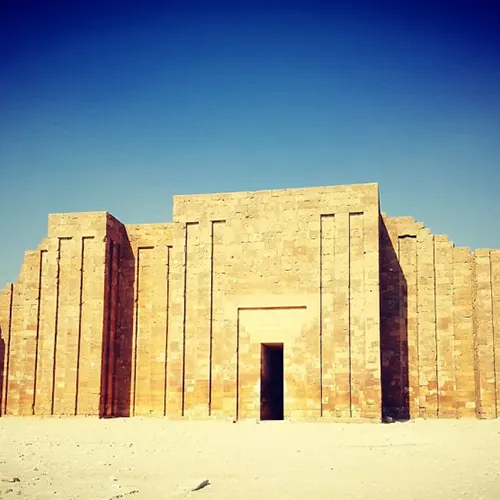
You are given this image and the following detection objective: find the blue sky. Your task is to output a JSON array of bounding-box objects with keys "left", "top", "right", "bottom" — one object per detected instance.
[{"left": 1, "top": 0, "right": 499, "bottom": 287}]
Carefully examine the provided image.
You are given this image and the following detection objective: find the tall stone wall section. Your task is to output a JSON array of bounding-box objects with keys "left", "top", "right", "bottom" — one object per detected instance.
[
  {"left": 0, "top": 213, "right": 109, "bottom": 416},
  {"left": 381, "top": 214, "right": 500, "bottom": 419},
  {"left": 0, "top": 184, "right": 382, "bottom": 420},
  {"left": 0, "top": 284, "right": 13, "bottom": 415},
  {"left": 0, "top": 214, "right": 176, "bottom": 418},
  {"left": 101, "top": 222, "right": 174, "bottom": 417},
  {"left": 2, "top": 182, "right": 500, "bottom": 421},
  {"left": 167, "top": 183, "right": 381, "bottom": 420}
]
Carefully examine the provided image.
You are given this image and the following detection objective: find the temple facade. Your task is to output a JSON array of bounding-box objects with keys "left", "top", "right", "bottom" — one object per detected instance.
[{"left": 1, "top": 182, "right": 499, "bottom": 421}]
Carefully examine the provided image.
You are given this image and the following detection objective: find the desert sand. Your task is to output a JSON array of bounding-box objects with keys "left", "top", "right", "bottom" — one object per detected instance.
[{"left": 1, "top": 417, "right": 499, "bottom": 499}]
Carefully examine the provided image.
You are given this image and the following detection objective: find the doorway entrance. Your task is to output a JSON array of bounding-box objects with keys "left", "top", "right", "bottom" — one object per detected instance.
[{"left": 260, "top": 343, "right": 284, "bottom": 420}]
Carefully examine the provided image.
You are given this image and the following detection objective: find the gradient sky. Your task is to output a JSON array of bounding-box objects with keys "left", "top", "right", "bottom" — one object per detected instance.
[{"left": 1, "top": 0, "right": 499, "bottom": 287}]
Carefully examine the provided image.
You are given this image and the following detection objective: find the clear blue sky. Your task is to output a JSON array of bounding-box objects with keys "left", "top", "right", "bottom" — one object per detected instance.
[{"left": 1, "top": 0, "right": 499, "bottom": 287}]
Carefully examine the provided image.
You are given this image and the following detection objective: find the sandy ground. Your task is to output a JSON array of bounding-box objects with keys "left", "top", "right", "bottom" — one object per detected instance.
[{"left": 1, "top": 417, "right": 500, "bottom": 500}]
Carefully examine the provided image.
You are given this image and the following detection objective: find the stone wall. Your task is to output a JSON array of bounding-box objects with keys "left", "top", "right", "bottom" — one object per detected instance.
[
  {"left": 380, "top": 214, "right": 500, "bottom": 419},
  {"left": 1, "top": 182, "right": 499, "bottom": 421},
  {"left": 167, "top": 183, "right": 381, "bottom": 420},
  {"left": 0, "top": 212, "right": 109, "bottom": 416},
  {"left": 105, "top": 221, "right": 174, "bottom": 417},
  {"left": 0, "top": 283, "right": 13, "bottom": 415}
]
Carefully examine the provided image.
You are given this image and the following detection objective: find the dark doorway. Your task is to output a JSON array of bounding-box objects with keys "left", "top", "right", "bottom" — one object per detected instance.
[{"left": 260, "top": 343, "right": 284, "bottom": 420}]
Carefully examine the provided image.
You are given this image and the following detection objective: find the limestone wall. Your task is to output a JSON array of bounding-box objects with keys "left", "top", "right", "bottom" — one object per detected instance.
[
  {"left": 2, "top": 182, "right": 499, "bottom": 421},
  {"left": 0, "top": 283, "right": 13, "bottom": 415},
  {"left": 381, "top": 214, "right": 500, "bottom": 419},
  {"left": 102, "top": 222, "right": 174, "bottom": 417},
  {"left": 0, "top": 213, "right": 109, "bottom": 416},
  {"left": 168, "top": 183, "right": 381, "bottom": 420},
  {"left": 0, "top": 211, "right": 176, "bottom": 418}
]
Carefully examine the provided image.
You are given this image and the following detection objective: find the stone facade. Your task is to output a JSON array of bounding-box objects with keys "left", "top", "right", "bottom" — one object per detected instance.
[{"left": 0, "top": 182, "right": 499, "bottom": 421}]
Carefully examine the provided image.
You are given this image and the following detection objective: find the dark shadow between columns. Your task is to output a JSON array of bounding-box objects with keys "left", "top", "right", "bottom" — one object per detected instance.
[
  {"left": 113, "top": 236, "right": 135, "bottom": 417},
  {"left": 379, "top": 216, "right": 410, "bottom": 421},
  {"left": 0, "top": 332, "right": 4, "bottom": 416},
  {"left": 100, "top": 225, "right": 135, "bottom": 418}
]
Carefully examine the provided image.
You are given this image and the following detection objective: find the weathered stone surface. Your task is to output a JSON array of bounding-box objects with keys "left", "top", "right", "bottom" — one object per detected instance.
[{"left": 0, "top": 183, "right": 498, "bottom": 420}]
